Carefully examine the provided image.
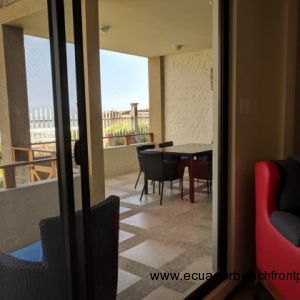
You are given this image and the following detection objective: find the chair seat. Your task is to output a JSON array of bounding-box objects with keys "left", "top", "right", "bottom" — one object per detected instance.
[
  {"left": 1, "top": 196, "right": 119, "bottom": 300},
  {"left": 10, "top": 241, "right": 42, "bottom": 262},
  {"left": 271, "top": 211, "right": 300, "bottom": 247},
  {"left": 181, "top": 156, "right": 189, "bottom": 160}
]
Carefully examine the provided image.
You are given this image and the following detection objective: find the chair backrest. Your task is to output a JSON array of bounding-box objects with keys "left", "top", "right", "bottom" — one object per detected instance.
[
  {"left": 136, "top": 144, "right": 155, "bottom": 155},
  {"left": 197, "top": 150, "right": 212, "bottom": 161},
  {"left": 192, "top": 159, "right": 212, "bottom": 180},
  {"left": 140, "top": 151, "right": 180, "bottom": 181},
  {"left": 159, "top": 141, "right": 173, "bottom": 148},
  {"left": 39, "top": 195, "right": 120, "bottom": 299},
  {"left": 139, "top": 151, "right": 164, "bottom": 181},
  {"left": 136, "top": 144, "right": 155, "bottom": 170},
  {"left": 274, "top": 158, "right": 300, "bottom": 217}
]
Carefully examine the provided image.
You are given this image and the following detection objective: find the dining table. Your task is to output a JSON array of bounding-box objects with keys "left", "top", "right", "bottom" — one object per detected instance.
[{"left": 145, "top": 143, "right": 213, "bottom": 202}]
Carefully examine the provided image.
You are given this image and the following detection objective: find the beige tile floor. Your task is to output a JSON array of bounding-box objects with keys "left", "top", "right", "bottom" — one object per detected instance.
[
  {"left": 120, "top": 206, "right": 132, "bottom": 214},
  {"left": 142, "top": 286, "right": 183, "bottom": 300},
  {"left": 121, "top": 240, "right": 186, "bottom": 269},
  {"left": 119, "top": 230, "right": 135, "bottom": 243},
  {"left": 106, "top": 171, "right": 213, "bottom": 300},
  {"left": 121, "top": 212, "right": 166, "bottom": 229},
  {"left": 118, "top": 269, "right": 142, "bottom": 294}
]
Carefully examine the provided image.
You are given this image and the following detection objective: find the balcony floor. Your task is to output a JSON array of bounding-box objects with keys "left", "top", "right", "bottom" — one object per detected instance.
[{"left": 105, "top": 171, "right": 213, "bottom": 300}]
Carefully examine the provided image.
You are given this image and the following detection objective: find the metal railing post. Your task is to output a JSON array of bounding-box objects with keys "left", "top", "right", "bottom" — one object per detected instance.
[{"left": 130, "top": 103, "right": 138, "bottom": 133}]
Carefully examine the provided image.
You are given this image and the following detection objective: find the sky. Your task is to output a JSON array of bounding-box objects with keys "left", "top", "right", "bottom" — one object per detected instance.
[{"left": 24, "top": 35, "right": 149, "bottom": 113}]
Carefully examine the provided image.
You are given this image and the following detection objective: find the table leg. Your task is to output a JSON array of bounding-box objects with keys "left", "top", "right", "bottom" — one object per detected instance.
[
  {"left": 188, "top": 156, "right": 194, "bottom": 203},
  {"left": 144, "top": 177, "right": 148, "bottom": 195}
]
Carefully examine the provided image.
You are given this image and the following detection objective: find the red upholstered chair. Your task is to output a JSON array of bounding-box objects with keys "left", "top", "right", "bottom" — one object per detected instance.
[{"left": 255, "top": 161, "right": 300, "bottom": 299}]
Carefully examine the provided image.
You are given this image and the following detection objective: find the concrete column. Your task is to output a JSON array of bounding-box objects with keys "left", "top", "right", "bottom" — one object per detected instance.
[
  {"left": 148, "top": 57, "right": 165, "bottom": 143},
  {"left": 81, "top": 0, "right": 105, "bottom": 204},
  {"left": 0, "top": 25, "right": 31, "bottom": 164}
]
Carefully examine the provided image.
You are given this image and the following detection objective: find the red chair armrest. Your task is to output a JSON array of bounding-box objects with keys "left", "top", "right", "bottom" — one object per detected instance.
[{"left": 255, "top": 161, "right": 280, "bottom": 221}]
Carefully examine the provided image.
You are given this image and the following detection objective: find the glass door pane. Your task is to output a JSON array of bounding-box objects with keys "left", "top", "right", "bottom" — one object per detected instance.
[
  {"left": 0, "top": 1, "right": 81, "bottom": 299},
  {"left": 65, "top": 0, "right": 120, "bottom": 299},
  {"left": 98, "top": 1, "right": 224, "bottom": 299},
  {"left": 63, "top": 1, "right": 89, "bottom": 298}
]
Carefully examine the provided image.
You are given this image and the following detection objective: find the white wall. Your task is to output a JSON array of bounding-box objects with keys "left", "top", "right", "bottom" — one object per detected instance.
[
  {"left": 164, "top": 49, "right": 213, "bottom": 144},
  {"left": 227, "top": 0, "right": 299, "bottom": 274}
]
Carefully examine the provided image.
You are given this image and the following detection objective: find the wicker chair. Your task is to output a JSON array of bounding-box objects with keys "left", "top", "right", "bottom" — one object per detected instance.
[
  {"left": 139, "top": 152, "right": 182, "bottom": 205},
  {"left": 134, "top": 144, "right": 155, "bottom": 189},
  {"left": 0, "top": 195, "right": 120, "bottom": 300},
  {"left": 158, "top": 141, "right": 177, "bottom": 188}
]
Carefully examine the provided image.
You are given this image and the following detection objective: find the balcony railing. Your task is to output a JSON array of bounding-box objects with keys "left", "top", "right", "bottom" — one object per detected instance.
[
  {"left": 0, "top": 132, "right": 153, "bottom": 189},
  {"left": 0, "top": 105, "right": 151, "bottom": 188},
  {"left": 0, "top": 147, "right": 59, "bottom": 189},
  {"left": 29, "top": 106, "right": 150, "bottom": 145}
]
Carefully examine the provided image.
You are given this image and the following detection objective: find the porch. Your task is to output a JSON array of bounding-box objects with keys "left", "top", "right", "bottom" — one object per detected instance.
[
  {"left": 109, "top": 172, "right": 212, "bottom": 299},
  {"left": 0, "top": 0, "right": 215, "bottom": 299},
  {"left": 0, "top": 168, "right": 212, "bottom": 299}
]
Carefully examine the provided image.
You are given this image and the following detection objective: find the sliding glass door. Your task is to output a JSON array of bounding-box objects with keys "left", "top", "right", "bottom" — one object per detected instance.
[
  {"left": 98, "top": 0, "right": 228, "bottom": 299},
  {"left": 47, "top": 0, "right": 84, "bottom": 299},
  {"left": 0, "top": 0, "right": 95, "bottom": 299},
  {"left": 47, "top": 0, "right": 96, "bottom": 298},
  {"left": 0, "top": 0, "right": 228, "bottom": 299}
]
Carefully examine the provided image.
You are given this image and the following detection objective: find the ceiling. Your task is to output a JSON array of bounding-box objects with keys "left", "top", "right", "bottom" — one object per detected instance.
[{"left": 7, "top": 0, "right": 212, "bottom": 57}]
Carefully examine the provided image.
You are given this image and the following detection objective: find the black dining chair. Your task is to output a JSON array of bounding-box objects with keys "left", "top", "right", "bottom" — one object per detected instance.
[
  {"left": 158, "top": 141, "right": 177, "bottom": 188},
  {"left": 134, "top": 144, "right": 155, "bottom": 189},
  {"left": 158, "top": 141, "right": 174, "bottom": 148},
  {"left": 139, "top": 151, "right": 182, "bottom": 205},
  {"left": 159, "top": 141, "right": 190, "bottom": 190},
  {"left": 195, "top": 150, "right": 212, "bottom": 161},
  {"left": 192, "top": 150, "right": 212, "bottom": 184}
]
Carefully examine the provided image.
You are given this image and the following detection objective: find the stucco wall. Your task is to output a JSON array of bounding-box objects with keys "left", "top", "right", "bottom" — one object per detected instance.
[
  {"left": 0, "top": 176, "right": 82, "bottom": 253},
  {"left": 104, "top": 144, "right": 139, "bottom": 178},
  {"left": 164, "top": 50, "right": 213, "bottom": 144},
  {"left": 0, "top": 146, "right": 140, "bottom": 252}
]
